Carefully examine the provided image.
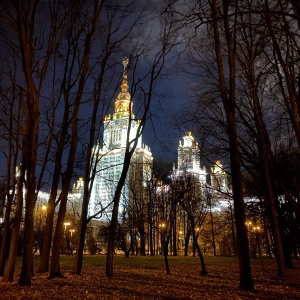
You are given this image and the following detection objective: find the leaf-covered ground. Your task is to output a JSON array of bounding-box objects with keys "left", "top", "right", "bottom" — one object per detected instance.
[{"left": 0, "top": 256, "right": 300, "bottom": 299}]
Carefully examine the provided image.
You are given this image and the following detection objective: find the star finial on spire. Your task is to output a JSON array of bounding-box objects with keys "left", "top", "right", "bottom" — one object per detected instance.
[{"left": 122, "top": 57, "right": 129, "bottom": 78}]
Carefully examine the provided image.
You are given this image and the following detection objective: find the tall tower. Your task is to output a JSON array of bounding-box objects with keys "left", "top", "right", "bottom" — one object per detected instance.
[
  {"left": 175, "top": 131, "right": 206, "bottom": 185},
  {"left": 90, "top": 58, "right": 153, "bottom": 220},
  {"left": 210, "top": 160, "right": 228, "bottom": 191}
]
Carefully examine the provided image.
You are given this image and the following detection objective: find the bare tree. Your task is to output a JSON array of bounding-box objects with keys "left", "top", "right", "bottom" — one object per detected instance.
[
  {"left": 73, "top": 1, "right": 144, "bottom": 275},
  {"left": 105, "top": 7, "right": 178, "bottom": 276},
  {"left": 0, "top": 0, "right": 60, "bottom": 285},
  {"left": 49, "top": 0, "right": 102, "bottom": 279},
  {"left": 234, "top": 1, "right": 287, "bottom": 276},
  {"left": 0, "top": 61, "right": 24, "bottom": 276},
  {"left": 169, "top": 0, "right": 254, "bottom": 290},
  {"left": 172, "top": 172, "right": 207, "bottom": 275}
]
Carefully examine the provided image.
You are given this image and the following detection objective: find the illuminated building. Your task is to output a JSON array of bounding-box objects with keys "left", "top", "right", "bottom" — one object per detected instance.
[
  {"left": 210, "top": 160, "right": 228, "bottom": 191},
  {"left": 72, "top": 177, "right": 84, "bottom": 194},
  {"left": 173, "top": 131, "right": 207, "bottom": 187},
  {"left": 89, "top": 58, "right": 153, "bottom": 220}
]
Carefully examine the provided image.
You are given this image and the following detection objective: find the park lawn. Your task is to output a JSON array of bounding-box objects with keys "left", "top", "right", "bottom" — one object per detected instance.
[{"left": 0, "top": 255, "right": 299, "bottom": 299}]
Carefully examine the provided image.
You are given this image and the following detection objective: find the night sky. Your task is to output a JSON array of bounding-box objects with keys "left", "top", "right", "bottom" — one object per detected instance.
[{"left": 0, "top": 0, "right": 194, "bottom": 182}]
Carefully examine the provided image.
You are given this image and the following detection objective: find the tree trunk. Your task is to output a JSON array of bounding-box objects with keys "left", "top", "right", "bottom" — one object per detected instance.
[
  {"left": 184, "top": 228, "right": 191, "bottom": 256},
  {"left": 106, "top": 153, "right": 133, "bottom": 277},
  {"left": 73, "top": 191, "right": 89, "bottom": 275},
  {"left": 229, "top": 203, "right": 237, "bottom": 256},
  {"left": 0, "top": 91, "right": 20, "bottom": 276},
  {"left": 38, "top": 74, "right": 74, "bottom": 273},
  {"left": 51, "top": 0, "right": 99, "bottom": 276},
  {"left": 209, "top": 204, "right": 217, "bottom": 256},
  {"left": 37, "top": 102, "right": 69, "bottom": 273},
  {"left": 131, "top": 230, "right": 135, "bottom": 256},
  {"left": 18, "top": 191, "right": 37, "bottom": 285},
  {"left": 181, "top": 202, "right": 207, "bottom": 276},
  {"left": 210, "top": 0, "right": 254, "bottom": 290},
  {"left": 193, "top": 231, "right": 207, "bottom": 276},
  {"left": 18, "top": 106, "right": 39, "bottom": 286},
  {"left": 263, "top": 215, "right": 273, "bottom": 258},
  {"left": 163, "top": 237, "right": 170, "bottom": 275},
  {"left": 48, "top": 172, "right": 74, "bottom": 279},
  {"left": 140, "top": 229, "right": 146, "bottom": 256},
  {"left": 49, "top": 108, "right": 79, "bottom": 279},
  {"left": 0, "top": 194, "right": 12, "bottom": 276},
  {"left": 173, "top": 210, "right": 177, "bottom": 256},
  {"left": 4, "top": 174, "right": 24, "bottom": 282},
  {"left": 225, "top": 92, "right": 254, "bottom": 291},
  {"left": 244, "top": 32, "right": 287, "bottom": 276},
  {"left": 37, "top": 192, "right": 57, "bottom": 273},
  {"left": 149, "top": 211, "right": 154, "bottom": 256}
]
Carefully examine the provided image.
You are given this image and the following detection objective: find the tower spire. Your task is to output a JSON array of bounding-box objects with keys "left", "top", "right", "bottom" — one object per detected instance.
[
  {"left": 113, "top": 57, "right": 132, "bottom": 119},
  {"left": 122, "top": 56, "right": 129, "bottom": 80}
]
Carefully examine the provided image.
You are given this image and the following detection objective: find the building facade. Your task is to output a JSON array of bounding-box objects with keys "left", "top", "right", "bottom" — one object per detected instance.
[
  {"left": 89, "top": 58, "right": 153, "bottom": 220},
  {"left": 173, "top": 131, "right": 207, "bottom": 186},
  {"left": 210, "top": 160, "right": 228, "bottom": 191}
]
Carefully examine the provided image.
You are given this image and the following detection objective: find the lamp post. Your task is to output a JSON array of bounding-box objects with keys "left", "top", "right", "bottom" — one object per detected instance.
[
  {"left": 245, "top": 221, "right": 263, "bottom": 259},
  {"left": 245, "top": 221, "right": 252, "bottom": 230},
  {"left": 178, "top": 231, "right": 183, "bottom": 251},
  {"left": 64, "top": 222, "right": 70, "bottom": 237},
  {"left": 253, "top": 226, "right": 263, "bottom": 261},
  {"left": 245, "top": 221, "right": 252, "bottom": 241},
  {"left": 159, "top": 223, "right": 166, "bottom": 255},
  {"left": 69, "top": 229, "right": 75, "bottom": 255},
  {"left": 161, "top": 223, "right": 170, "bottom": 275},
  {"left": 64, "top": 222, "right": 70, "bottom": 231}
]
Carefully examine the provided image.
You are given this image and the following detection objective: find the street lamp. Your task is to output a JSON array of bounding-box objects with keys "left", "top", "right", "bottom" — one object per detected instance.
[
  {"left": 245, "top": 221, "right": 252, "bottom": 228},
  {"left": 252, "top": 226, "right": 262, "bottom": 259},
  {"left": 159, "top": 222, "right": 166, "bottom": 255},
  {"left": 64, "top": 222, "right": 70, "bottom": 237},
  {"left": 245, "top": 221, "right": 252, "bottom": 236},
  {"left": 178, "top": 231, "right": 183, "bottom": 251},
  {"left": 69, "top": 229, "right": 75, "bottom": 253},
  {"left": 159, "top": 223, "right": 166, "bottom": 229},
  {"left": 195, "top": 227, "right": 200, "bottom": 241}
]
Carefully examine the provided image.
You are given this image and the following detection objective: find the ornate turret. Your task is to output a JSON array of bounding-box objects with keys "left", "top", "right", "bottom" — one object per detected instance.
[
  {"left": 182, "top": 131, "right": 196, "bottom": 148},
  {"left": 178, "top": 131, "right": 201, "bottom": 171},
  {"left": 113, "top": 57, "right": 133, "bottom": 120},
  {"left": 210, "top": 160, "right": 228, "bottom": 190}
]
